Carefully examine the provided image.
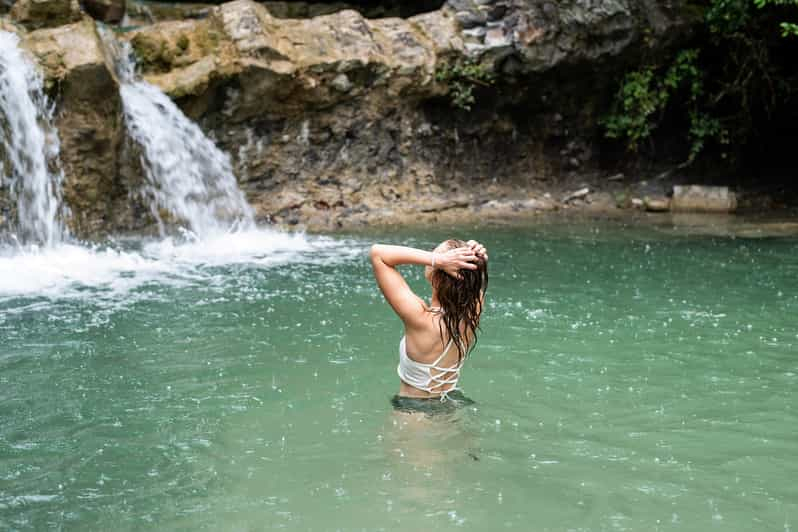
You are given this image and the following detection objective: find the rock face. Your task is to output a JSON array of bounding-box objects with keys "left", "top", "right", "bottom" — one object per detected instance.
[
  {"left": 110, "top": 0, "right": 693, "bottom": 229},
  {"left": 127, "top": 1, "right": 454, "bottom": 104},
  {"left": 22, "top": 19, "right": 145, "bottom": 235},
  {"left": 9, "top": 0, "right": 81, "bottom": 29},
  {"left": 2, "top": 0, "right": 698, "bottom": 234},
  {"left": 450, "top": 0, "right": 688, "bottom": 66},
  {"left": 80, "top": 0, "right": 125, "bottom": 23}
]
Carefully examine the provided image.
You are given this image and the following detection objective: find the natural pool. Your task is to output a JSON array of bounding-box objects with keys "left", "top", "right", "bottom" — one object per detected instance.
[{"left": 1, "top": 219, "right": 796, "bottom": 531}]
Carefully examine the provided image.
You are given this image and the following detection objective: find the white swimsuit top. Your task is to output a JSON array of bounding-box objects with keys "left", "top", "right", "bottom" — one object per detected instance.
[{"left": 397, "top": 335, "right": 464, "bottom": 401}]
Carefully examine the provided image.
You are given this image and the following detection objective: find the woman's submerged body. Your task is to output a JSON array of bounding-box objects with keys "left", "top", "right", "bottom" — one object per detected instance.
[{"left": 370, "top": 239, "right": 488, "bottom": 401}]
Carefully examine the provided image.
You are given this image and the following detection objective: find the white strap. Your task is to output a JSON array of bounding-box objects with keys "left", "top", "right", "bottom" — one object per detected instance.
[{"left": 429, "top": 339, "right": 454, "bottom": 367}]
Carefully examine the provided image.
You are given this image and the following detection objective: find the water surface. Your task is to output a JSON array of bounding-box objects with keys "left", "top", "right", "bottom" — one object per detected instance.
[{"left": 1, "top": 220, "right": 796, "bottom": 531}]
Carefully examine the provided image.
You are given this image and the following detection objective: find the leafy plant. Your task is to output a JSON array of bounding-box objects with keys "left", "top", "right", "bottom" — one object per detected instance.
[
  {"left": 435, "top": 59, "right": 495, "bottom": 111},
  {"left": 603, "top": 0, "right": 797, "bottom": 165},
  {"left": 753, "top": 0, "right": 798, "bottom": 35},
  {"left": 603, "top": 49, "right": 724, "bottom": 162}
]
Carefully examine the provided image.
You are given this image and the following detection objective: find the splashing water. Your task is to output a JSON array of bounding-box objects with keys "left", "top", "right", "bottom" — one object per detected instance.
[
  {"left": 0, "top": 228, "right": 359, "bottom": 301},
  {"left": 0, "top": 31, "right": 65, "bottom": 246},
  {"left": 0, "top": 28, "right": 344, "bottom": 301},
  {"left": 100, "top": 29, "right": 254, "bottom": 238}
]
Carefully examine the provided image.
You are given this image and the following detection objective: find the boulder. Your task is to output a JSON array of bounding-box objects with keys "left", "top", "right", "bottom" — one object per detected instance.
[
  {"left": 671, "top": 185, "right": 737, "bottom": 213},
  {"left": 80, "top": 0, "right": 124, "bottom": 23},
  {"left": 9, "top": 0, "right": 81, "bottom": 30},
  {"left": 644, "top": 196, "right": 670, "bottom": 212}
]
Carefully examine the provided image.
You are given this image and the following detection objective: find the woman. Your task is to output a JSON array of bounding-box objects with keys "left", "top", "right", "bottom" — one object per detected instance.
[{"left": 370, "top": 239, "right": 488, "bottom": 406}]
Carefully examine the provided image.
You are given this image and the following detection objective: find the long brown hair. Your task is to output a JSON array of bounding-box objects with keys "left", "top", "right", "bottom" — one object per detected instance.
[{"left": 431, "top": 239, "right": 488, "bottom": 361}]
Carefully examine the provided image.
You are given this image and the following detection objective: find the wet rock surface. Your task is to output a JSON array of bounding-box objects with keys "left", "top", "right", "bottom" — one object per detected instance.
[
  {"left": 671, "top": 185, "right": 737, "bottom": 213},
  {"left": 80, "top": 0, "right": 124, "bottom": 23},
  {"left": 9, "top": 0, "right": 81, "bottom": 29},
  {"left": 0, "top": 0, "right": 717, "bottom": 235},
  {"left": 21, "top": 20, "right": 146, "bottom": 235}
]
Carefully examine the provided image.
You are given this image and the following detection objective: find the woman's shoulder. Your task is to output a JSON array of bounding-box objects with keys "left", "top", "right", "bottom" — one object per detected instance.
[{"left": 404, "top": 323, "right": 449, "bottom": 360}]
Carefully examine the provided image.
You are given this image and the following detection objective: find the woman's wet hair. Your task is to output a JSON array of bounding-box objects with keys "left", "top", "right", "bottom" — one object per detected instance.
[{"left": 430, "top": 239, "right": 488, "bottom": 361}]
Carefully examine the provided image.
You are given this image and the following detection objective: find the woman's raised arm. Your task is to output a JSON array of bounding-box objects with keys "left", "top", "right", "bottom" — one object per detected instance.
[
  {"left": 370, "top": 244, "right": 481, "bottom": 327},
  {"left": 369, "top": 245, "right": 431, "bottom": 327}
]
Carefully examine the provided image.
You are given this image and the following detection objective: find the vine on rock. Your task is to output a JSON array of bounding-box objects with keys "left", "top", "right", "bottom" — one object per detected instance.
[{"left": 435, "top": 59, "right": 495, "bottom": 111}]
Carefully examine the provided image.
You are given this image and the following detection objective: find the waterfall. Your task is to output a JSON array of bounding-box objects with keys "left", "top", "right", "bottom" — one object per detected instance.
[
  {"left": 0, "top": 28, "right": 326, "bottom": 300},
  {"left": 99, "top": 28, "right": 254, "bottom": 239},
  {"left": 0, "top": 31, "right": 64, "bottom": 247}
]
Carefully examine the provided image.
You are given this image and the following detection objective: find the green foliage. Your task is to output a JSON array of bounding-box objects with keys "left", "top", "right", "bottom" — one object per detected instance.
[
  {"left": 602, "top": 68, "right": 661, "bottom": 150},
  {"left": 603, "top": 49, "right": 724, "bottom": 162},
  {"left": 435, "top": 59, "right": 495, "bottom": 111},
  {"left": 706, "top": 0, "right": 752, "bottom": 33},
  {"left": 176, "top": 34, "right": 190, "bottom": 52},
  {"left": 779, "top": 21, "right": 798, "bottom": 35},
  {"left": 603, "top": 0, "right": 797, "bottom": 164},
  {"left": 709, "top": 0, "right": 798, "bottom": 35}
]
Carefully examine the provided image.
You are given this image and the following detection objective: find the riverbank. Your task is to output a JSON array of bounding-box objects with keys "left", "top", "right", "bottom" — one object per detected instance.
[{"left": 275, "top": 169, "right": 798, "bottom": 234}]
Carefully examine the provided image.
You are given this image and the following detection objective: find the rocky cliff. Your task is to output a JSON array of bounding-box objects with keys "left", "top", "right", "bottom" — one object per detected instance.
[{"left": 1, "top": 0, "right": 697, "bottom": 234}]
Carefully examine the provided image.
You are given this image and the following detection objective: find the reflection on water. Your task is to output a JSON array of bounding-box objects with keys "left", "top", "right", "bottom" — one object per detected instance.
[{"left": 383, "top": 406, "right": 477, "bottom": 524}]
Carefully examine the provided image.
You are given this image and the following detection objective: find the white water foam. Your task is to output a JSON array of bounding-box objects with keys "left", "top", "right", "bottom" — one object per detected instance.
[
  {"left": 0, "top": 229, "right": 362, "bottom": 301},
  {"left": 0, "top": 31, "right": 65, "bottom": 246}
]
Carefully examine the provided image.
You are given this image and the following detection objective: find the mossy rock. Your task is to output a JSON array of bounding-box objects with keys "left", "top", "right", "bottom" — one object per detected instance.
[{"left": 130, "top": 32, "right": 175, "bottom": 72}]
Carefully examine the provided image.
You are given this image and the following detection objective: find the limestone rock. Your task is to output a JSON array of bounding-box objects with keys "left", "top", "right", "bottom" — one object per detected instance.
[
  {"left": 671, "top": 185, "right": 737, "bottom": 213},
  {"left": 122, "top": 0, "right": 692, "bottom": 121},
  {"left": 23, "top": 20, "right": 138, "bottom": 236},
  {"left": 9, "top": 0, "right": 81, "bottom": 30},
  {"left": 451, "top": 0, "right": 696, "bottom": 74},
  {"left": 8, "top": 0, "right": 701, "bottom": 234},
  {"left": 126, "top": 0, "right": 456, "bottom": 115},
  {"left": 124, "top": 0, "right": 213, "bottom": 26},
  {"left": 644, "top": 196, "right": 670, "bottom": 212},
  {"left": 24, "top": 18, "right": 105, "bottom": 84},
  {"left": 0, "top": 16, "right": 19, "bottom": 31},
  {"left": 562, "top": 187, "right": 589, "bottom": 203},
  {"left": 80, "top": 0, "right": 124, "bottom": 23}
]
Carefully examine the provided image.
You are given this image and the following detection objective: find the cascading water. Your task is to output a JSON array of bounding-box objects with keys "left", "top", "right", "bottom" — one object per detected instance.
[
  {"left": 0, "top": 27, "right": 340, "bottom": 302},
  {"left": 0, "top": 31, "right": 64, "bottom": 247},
  {"left": 99, "top": 28, "right": 254, "bottom": 239}
]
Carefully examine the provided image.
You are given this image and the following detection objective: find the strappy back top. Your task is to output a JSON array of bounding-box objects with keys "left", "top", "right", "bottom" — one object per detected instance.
[{"left": 397, "top": 335, "right": 465, "bottom": 401}]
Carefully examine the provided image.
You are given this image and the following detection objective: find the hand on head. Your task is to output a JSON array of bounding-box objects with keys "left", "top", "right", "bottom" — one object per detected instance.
[
  {"left": 466, "top": 240, "right": 488, "bottom": 261},
  {"left": 434, "top": 240, "right": 487, "bottom": 279}
]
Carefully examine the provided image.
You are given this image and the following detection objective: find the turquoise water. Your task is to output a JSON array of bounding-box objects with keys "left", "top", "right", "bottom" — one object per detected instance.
[{"left": 1, "top": 220, "right": 797, "bottom": 531}]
